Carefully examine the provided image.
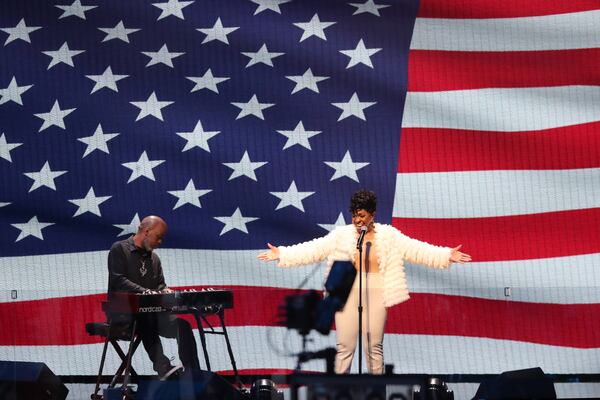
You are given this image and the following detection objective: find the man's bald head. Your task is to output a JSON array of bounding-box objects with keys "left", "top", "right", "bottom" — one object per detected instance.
[
  {"left": 138, "top": 215, "right": 167, "bottom": 232},
  {"left": 135, "top": 215, "right": 168, "bottom": 251}
]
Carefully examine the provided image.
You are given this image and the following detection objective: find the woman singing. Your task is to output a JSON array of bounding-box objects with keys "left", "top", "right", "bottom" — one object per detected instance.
[{"left": 258, "top": 189, "right": 471, "bottom": 374}]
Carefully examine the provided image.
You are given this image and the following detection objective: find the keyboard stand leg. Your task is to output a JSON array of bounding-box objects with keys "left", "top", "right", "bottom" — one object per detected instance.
[
  {"left": 193, "top": 311, "right": 212, "bottom": 371},
  {"left": 218, "top": 310, "right": 242, "bottom": 388}
]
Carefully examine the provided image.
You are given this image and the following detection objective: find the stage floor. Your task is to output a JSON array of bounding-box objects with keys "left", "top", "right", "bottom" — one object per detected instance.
[{"left": 65, "top": 381, "right": 600, "bottom": 399}]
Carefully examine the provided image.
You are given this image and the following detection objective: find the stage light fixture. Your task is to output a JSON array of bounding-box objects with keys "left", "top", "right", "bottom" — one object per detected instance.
[{"left": 250, "top": 378, "right": 284, "bottom": 400}]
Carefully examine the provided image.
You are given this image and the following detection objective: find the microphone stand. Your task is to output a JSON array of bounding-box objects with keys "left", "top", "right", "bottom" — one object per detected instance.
[{"left": 356, "top": 228, "right": 366, "bottom": 374}]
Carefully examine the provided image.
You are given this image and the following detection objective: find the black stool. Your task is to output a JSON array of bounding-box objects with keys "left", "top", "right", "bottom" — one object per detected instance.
[{"left": 85, "top": 317, "right": 142, "bottom": 400}]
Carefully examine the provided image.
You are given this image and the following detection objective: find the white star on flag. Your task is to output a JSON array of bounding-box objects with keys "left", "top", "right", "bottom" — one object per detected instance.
[
  {"left": 186, "top": 69, "right": 230, "bottom": 93},
  {"left": 241, "top": 43, "right": 284, "bottom": 68},
  {"left": 214, "top": 207, "right": 258, "bottom": 235},
  {"left": 168, "top": 179, "right": 212, "bottom": 209},
  {"left": 77, "top": 124, "right": 120, "bottom": 158},
  {"left": 142, "top": 44, "right": 185, "bottom": 68},
  {"left": 98, "top": 21, "right": 140, "bottom": 43},
  {"left": 293, "top": 13, "right": 336, "bottom": 42},
  {"left": 55, "top": 0, "right": 97, "bottom": 19},
  {"left": 42, "top": 42, "right": 85, "bottom": 70},
  {"left": 11, "top": 216, "right": 54, "bottom": 242},
  {"left": 152, "top": 0, "right": 194, "bottom": 20},
  {"left": 332, "top": 92, "right": 376, "bottom": 121},
  {"left": 0, "top": 133, "right": 22, "bottom": 162},
  {"left": 318, "top": 212, "right": 347, "bottom": 232},
  {"left": 286, "top": 68, "right": 329, "bottom": 94},
  {"left": 197, "top": 18, "right": 239, "bottom": 44},
  {"left": 0, "top": 202, "right": 10, "bottom": 208},
  {"left": 86, "top": 66, "right": 129, "bottom": 94},
  {"left": 349, "top": 0, "right": 391, "bottom": 16},
  {"left": 1, "top": 18, "right": 41, "bottom": 45},
  {"left": 122, "top": 151, "right": 166, "bottom": 183},
  {"left": 23, "top": 161, "right": 68, "bottom": 192},
  {"left": 276, "top": 121, "right": 321, "bottom": 150},
  {"left": 130, "top": 91, "right": 174, "bottom": 121},
  {"left": 231, "top": 94, "right": 274, "bottom": 120},
  {"left": 176, "top": 120, "right": 220, "bottom": 152},
  {"left": 113, "top": 213, "right": 141, "bottom": 237},
  {"left": 68, "top": 187, "right": 112, "bottom": 217},
  {"left": 223, "top": 150, "right": 268, "bottom": 181},
  {"left": 250, "top": 0, "right": 291, "bottom": 15},
  {"left": 270, "top": 181, "right": 315, "bottom": 212},
  {"left": 0, "top": 76, "right": 33, "bottom": 105},
  {"left": 340, "top": 38, "right": 382, "bottom": 69},
  {"left": 34, "top": 100, "right": 76, "bottom": 132},
  {"left": 324, "top": 150, "right": 369, "bottom": 182}
]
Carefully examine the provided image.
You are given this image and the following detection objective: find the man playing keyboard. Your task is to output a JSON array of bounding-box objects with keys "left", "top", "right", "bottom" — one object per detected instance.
[{"left": 107, "top": 215, "right": 200, "bottom": 380}]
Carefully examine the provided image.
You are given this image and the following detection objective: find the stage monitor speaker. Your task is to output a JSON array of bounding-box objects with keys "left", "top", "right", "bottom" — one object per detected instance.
[
  {"left": 137, "top": 369, "right": 248, "bottom": 400},
  {"left": 473, "top": 367, "right": 556, "bottom": 400},
  {"left": 289, "top": 373, "right": 425, "bottom": 400},
  {"left": 0, "top": 361, "right": 68, "bottom": 400}
]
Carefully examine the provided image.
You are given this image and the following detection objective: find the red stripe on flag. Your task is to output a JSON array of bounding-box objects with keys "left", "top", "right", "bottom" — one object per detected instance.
[
  {"left": 407, "top": 49, "right": 600, "bottom": 92},
  {"left": 417, "top": 0, "right": 600, "bottom": 18},
  {"left": 0, "top": 286, "right": 286, "bottom": 346},
  {"left": 392, "top": 208, "right": 600, "bottom": 262},
  {"left": 0, "top": 293, "right": 107, "bottom": 346},
  {"left": 220, "top": 369, "right": 295, "bottom": 378},
  {"left": 2, "top": 287, "right": 600, "bottom": 348},
  {"left": 388, "top": 293, "right": 600, "bottom": 348},
  {"left": 398, "top": 122, "right": 600, "bottom": 173}
]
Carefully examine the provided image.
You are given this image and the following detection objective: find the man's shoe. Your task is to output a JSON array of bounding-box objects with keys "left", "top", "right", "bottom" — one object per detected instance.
[{"left": 159, "top": 365, "right": 184, "bottom": 381}]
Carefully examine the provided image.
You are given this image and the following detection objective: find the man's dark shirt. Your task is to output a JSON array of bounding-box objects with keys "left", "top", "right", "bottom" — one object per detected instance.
[{"left": 108, "top": 237, "right": 166, "bottom": 295}]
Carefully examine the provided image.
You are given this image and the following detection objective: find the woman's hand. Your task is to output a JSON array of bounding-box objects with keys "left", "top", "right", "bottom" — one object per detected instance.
[
  {"left": 450, "top": 245, "right": 471, "bottom": 263},
  {"left": 257, "top": 243, "right": 280, "bottom": 261}
]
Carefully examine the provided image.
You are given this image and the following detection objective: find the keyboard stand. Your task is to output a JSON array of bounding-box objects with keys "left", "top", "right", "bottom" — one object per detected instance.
[{"left": 192, "top": 307, "right": 242, "bottom": 388}]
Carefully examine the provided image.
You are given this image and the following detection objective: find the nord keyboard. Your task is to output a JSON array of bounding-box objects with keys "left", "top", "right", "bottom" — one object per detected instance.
[{"left": 105, "top": 289, "right": 233, "bottom": 314}]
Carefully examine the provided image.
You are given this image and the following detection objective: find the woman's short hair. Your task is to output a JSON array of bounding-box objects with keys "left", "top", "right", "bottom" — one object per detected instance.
[{"left": 349, "top": 189, "right": 377, "bottom": 214}]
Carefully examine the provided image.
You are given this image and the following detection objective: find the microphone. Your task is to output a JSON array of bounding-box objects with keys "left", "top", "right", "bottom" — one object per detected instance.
[{"left": 356, "top": 225, "right": 368, "bottom": 249}]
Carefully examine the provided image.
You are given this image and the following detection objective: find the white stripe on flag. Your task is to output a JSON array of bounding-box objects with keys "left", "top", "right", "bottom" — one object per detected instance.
[
  {"left": 402, "top": 86, "right": 600, "bottom": 131},
  {"left": 2, "top": 327, "right": 599, "bottom": 375},
  {"left": 393, "top": 168, "right": 600, "bottom": 218},
  {"left": 411, "top": 10, "right": 600, "bottom": 51},
  {"left": 0, "top": 249, "right": 326, "bottom": 301},
  {"left": 407, "top": 252, "right": 600, "bottom": 304}
]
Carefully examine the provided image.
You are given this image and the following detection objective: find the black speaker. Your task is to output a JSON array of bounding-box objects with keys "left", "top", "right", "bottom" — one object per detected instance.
[
  {"left": 473, "top": 367, "right": 556, "bottom": 399},
  {"left": 137, "top": 369, "right": 249, "bottom": 400},
  {"left": 290, "top": 373, "right": 424, "bottom": 400},
  {"left": 0, "top": 361, "right": 68, "bottom": 400}
]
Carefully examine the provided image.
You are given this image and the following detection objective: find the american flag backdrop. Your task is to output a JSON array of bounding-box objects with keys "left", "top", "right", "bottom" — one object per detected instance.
[{"left": 0, "top": 0, "right": 599, "bottom": 379}]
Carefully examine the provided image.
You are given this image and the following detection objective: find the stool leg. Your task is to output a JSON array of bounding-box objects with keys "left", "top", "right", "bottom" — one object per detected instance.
[
  {"left": 91, "top": 326, "right": 112, "bottom": 400},
  {"left": 109, "top": 340, "right": 128, "bottom": 388},
  {"left": 121, "top": 319, "right": 137, "bottom": 389},
  {"left": 109, "top": 335, "right": 142, "bottom": 387},
  {"left": 90, "top": 318, "right": 112, "bottom": 400},
  {"left": 128, "top": 338, "right": 142, "bottom": 380}
]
